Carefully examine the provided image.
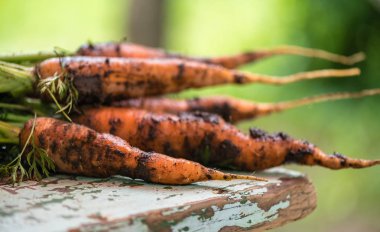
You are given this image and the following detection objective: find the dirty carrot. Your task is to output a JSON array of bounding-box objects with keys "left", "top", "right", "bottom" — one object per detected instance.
[
  {"left": 5, "top": 117, "right": 264, "bottom": 185},
  {"left": 113, "top": 89, "right": 380, "bottom": 123},
  {"left": 0, "top": 42, "right": 364, "bottom": 67},
  {"left": 74, "top": 107, "right": 380, "bottom": 171},
  {"left": 0, "top": 57, "right": 360, "bottom": 104},
  {"left": 76, "top": 42, "right": 365, "bottom": 68}
]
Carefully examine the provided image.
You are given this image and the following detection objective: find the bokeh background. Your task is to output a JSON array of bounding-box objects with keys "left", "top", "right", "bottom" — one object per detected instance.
[{"left": 1, "top": 0, "right": 379, "bottom": 231}]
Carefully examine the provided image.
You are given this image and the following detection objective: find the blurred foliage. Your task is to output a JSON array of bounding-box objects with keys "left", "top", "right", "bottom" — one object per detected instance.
[
  {"left": 0, "top": 0, "right": 127, "bottom": 52},
  {"left": 0, "top": 0, "right": 379, "bottom": 231}
]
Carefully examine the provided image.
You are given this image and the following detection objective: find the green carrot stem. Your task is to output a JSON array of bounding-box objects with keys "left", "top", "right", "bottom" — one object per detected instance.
[
  {"left": 2, "top": 113, "right": 33, "bottom": 123},
  {"left": 0, "top": 121, "right": 21, "bottom": 143},
  {"left": 0, "top": 60, "right": 76, "bottom": 121},
  {"left": 0, "top": 61, "right": 35, "bottom": 96},
  {"left": 0, "top": 61, "right": 34, "bottom": 78},
  {"left": 0, "top": 51, "right": 60, "bottom": 63},
  {"left": 0, "top": 101, "right": 50, "bottom": 118},
  {"left": 0, "top": 47, "right": 74, "bottom": 63},
  {"left": 1, "top": 115, "right": 55, "bottom": 184},
  {"left": 21, "top": 98, "right": 54, "bottom": 116},
  {"left": 8, "top": 122, "right": 25, "bottom": 128},
  {"left": 0, "top": 103, "right": 30, "bottom": 111},
  {"left": 0, "top": 138, "right": 19, "bottom": 144}
]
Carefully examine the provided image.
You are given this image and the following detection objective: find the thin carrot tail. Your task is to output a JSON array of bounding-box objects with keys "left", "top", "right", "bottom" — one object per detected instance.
[
  {"left": 310, "top": 150, "right": 380, "bottom": 170},
  {"left": 255, "top": 88, "right": 380, "bottom": 117},
  {"left": 224, "top": 173, "right": 268, "bottom": 181},
  {"left": 251, "top": 45, "right": 365, "bottom": 65},
  {"left": 252, "top": 130, "right": 379, "bottom": 170},
  {"left": 238, "top": 68, "right": 360, "bottom": 85},
  {"left": 208, "top": 169, "right": 267, "bottom": 181}
]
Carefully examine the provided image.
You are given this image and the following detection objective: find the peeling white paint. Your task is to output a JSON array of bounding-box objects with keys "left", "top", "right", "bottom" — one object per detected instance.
[
  {"left": 162, "top": 205, "right": 192, "bottom": 216},
  {"left": 0, "top": 168, "right": 303, "bottom": 232},
  {"left": 227, "top": 187, "right": 268, "bottom": 201},
  {"left": 79, "top": 217, "right": 150, "bottom": 232},
  {"left": 265, "top": 167, "right": 304, "bottom": 178},
  {"left": 114, "top": 218, "right": 149, "bottom": 232},
  {"left": 171, "top": 200, "right": 290, "bottom": 232}
]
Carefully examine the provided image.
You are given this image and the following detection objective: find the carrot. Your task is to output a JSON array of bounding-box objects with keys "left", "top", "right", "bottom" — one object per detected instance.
[
  {"left": 113, "top": 89, "right": 380, "bottom": 123},
  {"left": 76, "top": 42, "right": 366, "bottom": 68},
  {"left": 0, "top": 57, "right": 359, "bottom": 106},
  {"left": 12, "top": 117, "right": 265, "bottom": 185},
  {"left": 0, "top": 42, "right": 364, "bottom": 67},
  {"left": 74, "top": 107, "right": 380, "bottom": 171}
]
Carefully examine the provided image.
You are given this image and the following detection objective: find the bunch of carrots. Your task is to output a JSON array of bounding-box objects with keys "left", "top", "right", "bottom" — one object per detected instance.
[{"left": 0, "top": 41, "right": 379, "bottom": 185}]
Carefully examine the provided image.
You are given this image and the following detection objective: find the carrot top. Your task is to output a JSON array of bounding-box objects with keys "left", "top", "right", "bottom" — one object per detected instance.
[
  {"left": 0, "top": 116, "right": 55, "bottom": 184},
  {"left": 0, "top": 99, "right": 56, "bottom": 184},
  {"left": 0, "top": 60, "right": 77, "bottom": 121}
]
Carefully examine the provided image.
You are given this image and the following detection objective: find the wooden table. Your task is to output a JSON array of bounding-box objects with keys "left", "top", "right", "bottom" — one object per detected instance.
[{"left": 0, "top": 168, "right": 316, "bottom": 232}]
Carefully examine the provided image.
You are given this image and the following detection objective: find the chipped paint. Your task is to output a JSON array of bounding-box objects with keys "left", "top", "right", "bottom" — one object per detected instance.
[
  {"left": 171, "top": 200, "right": 290, "bottom": 231},
  {"left": 265, "top": 167, "right": 305, "bottom": 178},
  {"left": 0, "top": 168, "right": 315, "bottom": 232},
  {"left": 162, "top": 205, "right": 192, "bottom": 216},
  {"left": 227, "top": 187, "right": 268, "bottom": 201},
  {"left": 77, "top": 217, "right": 150, "bottom": 232}
]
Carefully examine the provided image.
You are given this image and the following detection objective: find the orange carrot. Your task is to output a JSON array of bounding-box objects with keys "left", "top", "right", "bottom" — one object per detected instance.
[
  {"left": 35, "top": 57, "right": 359, "bottom": 102},
  {"left": 77, "top": 42, "right": 365, "bottom": 68},
  {"left": 0, "top": 58, "right": 358, "bottom": 105},
  {"left": 18, "top": 117, "right": 264, "bottom": 184},
  {"left": 74, "top": 107, "right": 380, "bottom": 171},
  {"left": 113, "top": 89, "right": 380, "bottom": 123}
]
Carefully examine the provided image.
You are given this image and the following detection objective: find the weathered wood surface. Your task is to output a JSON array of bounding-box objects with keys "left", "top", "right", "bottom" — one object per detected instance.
[{"left": 0, "top": 168, "right": 316, "bottom": 232}]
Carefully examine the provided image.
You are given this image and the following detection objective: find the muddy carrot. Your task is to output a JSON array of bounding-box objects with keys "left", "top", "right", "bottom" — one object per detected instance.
[
  {"left": 14, "top": 117, "right": 265, "bottom": 184},
  {"left": 76, "top": 42, "right": 365, "bottom": 68},
  {"left": 0, "top": 57, "right": 359, "bottom": 106},
  {"left": 74, "top": 108, "right": 380, "bottom": 171},
  {"left": 113, "top": 89, "right": 380, "bottom": 123},
  {"left": 0, "top": 42, "right": 364, "bottom": 67}
]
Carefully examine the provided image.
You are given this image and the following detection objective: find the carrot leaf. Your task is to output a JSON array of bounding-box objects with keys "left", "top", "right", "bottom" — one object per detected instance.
[
  {"left": 0, "top": 116, "right": 56, "bottom": 185},
  {"left": 37, "top": 70, "right": 78, "bottom": 122}
]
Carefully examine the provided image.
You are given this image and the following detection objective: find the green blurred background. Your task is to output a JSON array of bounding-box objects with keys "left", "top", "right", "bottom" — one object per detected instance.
[{"left": 0, "top": 0, "right": 379, "bottom": 231}]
